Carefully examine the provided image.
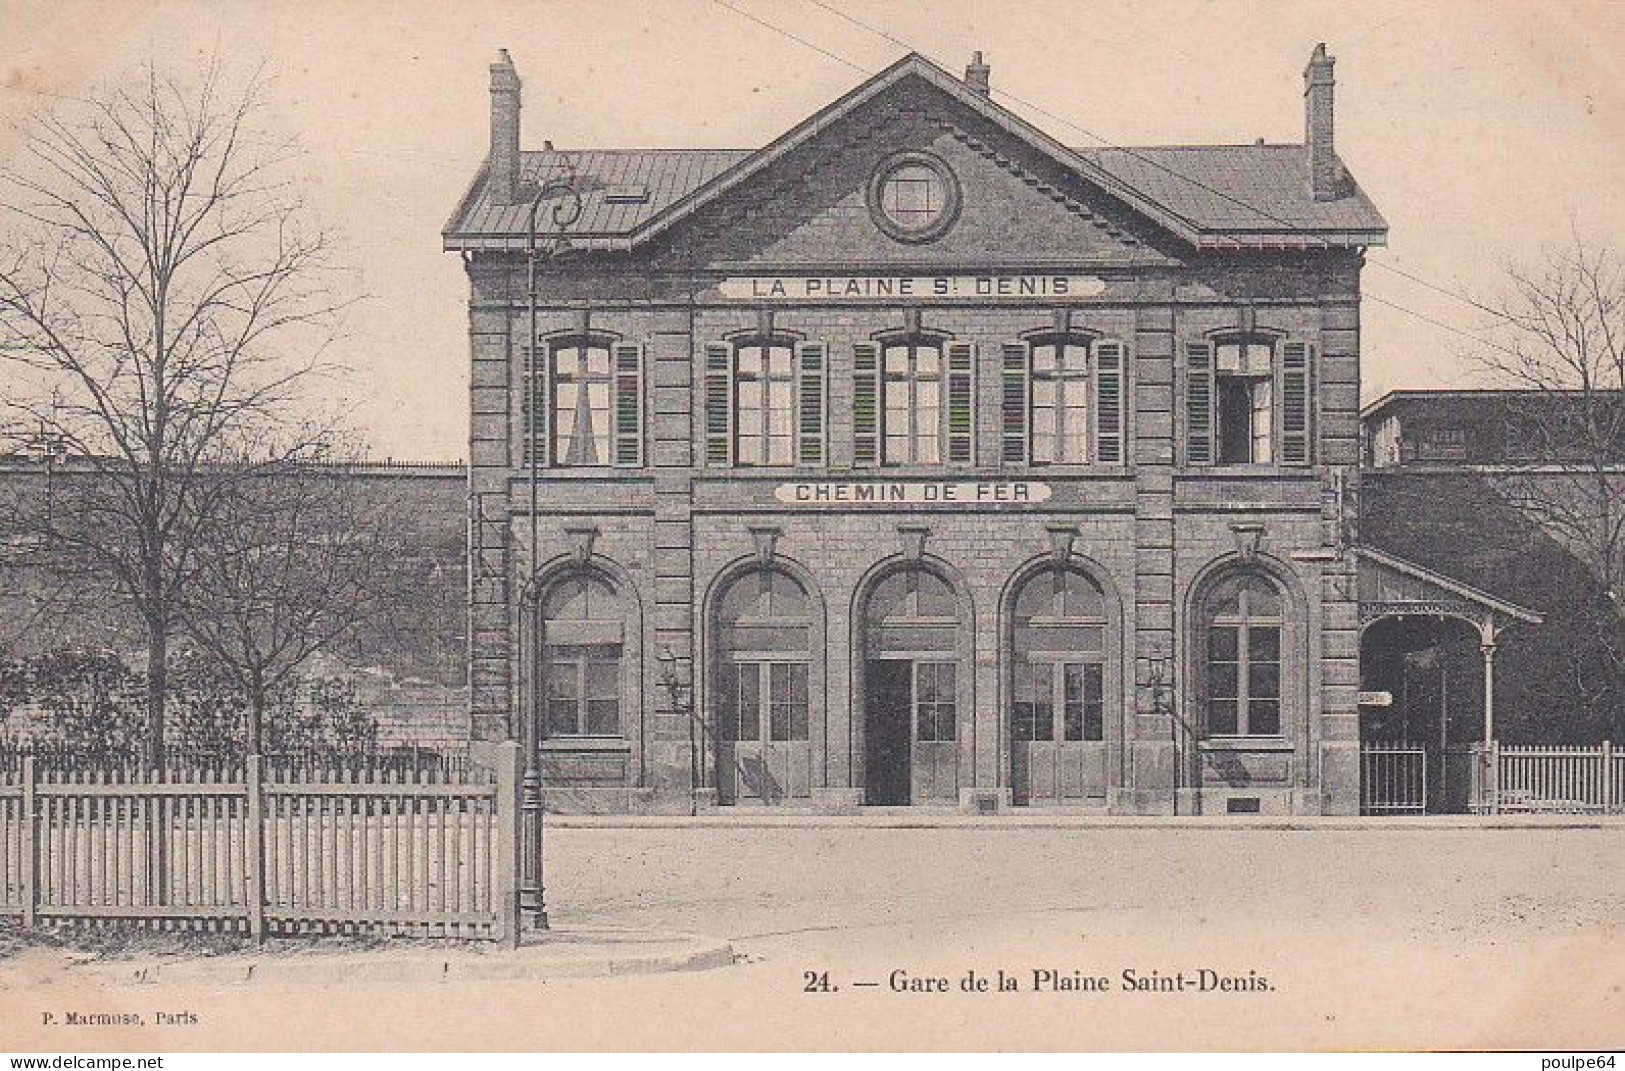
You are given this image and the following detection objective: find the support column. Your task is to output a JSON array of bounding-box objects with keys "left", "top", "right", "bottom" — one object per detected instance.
[
  {"left": 1480, "top": 640, "right": 1498, "bottom": 815},
  {"left": 650, "top": 322, "right": 704, "bottom": 814},
  {"left": 1128, "top": 300, "right": 1177, "bottom": 815}
]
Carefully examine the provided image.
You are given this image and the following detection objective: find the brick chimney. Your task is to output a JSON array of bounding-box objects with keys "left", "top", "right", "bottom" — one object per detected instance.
[
  {"left": 965, "top": 51, "right": 991, "bottom": 97},
  {"left": 488, "top": 49, "right": 522, "bottom": 205},
  {"left": 1303, "top": 42, "right": 1344, "bottom": 201}
]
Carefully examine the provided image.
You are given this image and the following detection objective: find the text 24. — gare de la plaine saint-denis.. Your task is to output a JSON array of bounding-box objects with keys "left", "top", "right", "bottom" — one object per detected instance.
[{"left": 442, "top": 41, "right": 1570, "bottom": 819}]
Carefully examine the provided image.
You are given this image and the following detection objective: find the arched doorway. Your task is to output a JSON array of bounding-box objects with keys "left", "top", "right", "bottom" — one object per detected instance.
[
  {"left": 1008, "top": 563, "right": 1111, "bottom": 806},
  {"left": 713, "top": 566, "right": 814, "bottom": 805},
  {"left": 858, "top": 564, "right": 963, "bottom": 806},
  {"left": 1359, "top": 615, "right": 1485, "bottom": 814}
]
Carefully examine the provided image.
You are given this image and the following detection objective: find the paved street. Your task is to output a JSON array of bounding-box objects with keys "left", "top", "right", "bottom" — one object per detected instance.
[{"left": 2, "top": 825, "right": 1622, "bottom": 1051}]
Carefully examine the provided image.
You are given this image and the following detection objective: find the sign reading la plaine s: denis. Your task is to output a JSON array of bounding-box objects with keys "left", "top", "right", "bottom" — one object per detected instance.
[
  {"left": 775, "top": 481, "right": 1052, "bottom": 506},
  {"left": 717, "top": 275, "right": 1104, "bottom": 301}
]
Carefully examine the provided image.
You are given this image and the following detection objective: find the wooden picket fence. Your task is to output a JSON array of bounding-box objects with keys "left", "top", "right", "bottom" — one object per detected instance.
[
  {"left": 0, "top": 742, "right": 523, "bottom": 942},
  {"left": 1474, "top": 741, "right": 1624, "bottom": 815}
]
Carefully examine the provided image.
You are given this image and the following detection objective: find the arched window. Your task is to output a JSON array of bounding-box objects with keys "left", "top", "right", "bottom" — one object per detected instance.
[
  {"left": 1012, "top": 567, "right": 1107, "bottom": 742},
  {"left": 866, "top": 567, "right": 958, "bottom": 743},
  {"left": 540, "top": 572, "right": 624, "bottom": 737},
  {"left": 717, "top": 569, "right": 810, "bottom": 742},
  {"left": 1200, "top": 571, "right": 1283, "bottom": 737}
]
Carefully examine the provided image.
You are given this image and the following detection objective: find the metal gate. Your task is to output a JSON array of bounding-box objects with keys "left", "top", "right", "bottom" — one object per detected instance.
[{"left": 1360, "top": 742, "right": 1428, "bottom": 815}]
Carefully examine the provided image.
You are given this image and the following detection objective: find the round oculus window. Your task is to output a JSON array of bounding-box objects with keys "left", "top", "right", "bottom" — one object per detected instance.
[{"left": 868, "top": 154, "right": 960, "bottom": 243}]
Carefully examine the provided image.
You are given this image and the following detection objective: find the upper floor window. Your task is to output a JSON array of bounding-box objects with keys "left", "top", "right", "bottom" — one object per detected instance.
[
  {"left": 852, "top": 337, "right": 976, "bottom": 468},
  {"left": 554, "top": 342, "right": 614, "bottom": 466},
  {"left": 1216, "top": 340, "right": 1275, "bottom": 464},
  {"left": 703, "top": 338, "right": 827, "bottom": 468},
  {"left": 883, "top": 338, "right": 943, "bottom": 465},
  {"left": 1031, "top": 340, "right": 1090, "bottom": 465},
  {"left": 1000, "top": 336, "right": 1125, "bottom": 466},
  {"left": 522, "top": 336, "right": 644, "bottom": 468},
  {"left": 735, "top": 341, "right": 796, "bottom": 466},
  {"left": 1184, "top": 336, "right": 1312, "bottom": 467}
]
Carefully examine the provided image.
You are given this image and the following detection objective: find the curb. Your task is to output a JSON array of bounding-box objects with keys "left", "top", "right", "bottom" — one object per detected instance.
[
  {"left": 543, "top": 814, "right": 1625, "bottom": 831},
  {"left": 65, "top": 928, "right": 736, "bottom": 986}
]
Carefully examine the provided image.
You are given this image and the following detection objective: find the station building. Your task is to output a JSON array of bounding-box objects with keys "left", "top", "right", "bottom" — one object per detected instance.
[{"left": 444, "top": 45, "right": 1402, "bottom": 814}]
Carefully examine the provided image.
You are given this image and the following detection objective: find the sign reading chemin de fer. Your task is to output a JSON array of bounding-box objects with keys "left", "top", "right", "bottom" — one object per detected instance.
[
  {"left": 775, "top": 480, "right": 1052, "bottom": 505},
  {"left": 717, "top": 275, "right": 1105, "bottom": 301}
]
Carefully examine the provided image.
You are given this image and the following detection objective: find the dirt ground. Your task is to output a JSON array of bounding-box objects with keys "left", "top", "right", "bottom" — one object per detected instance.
[{"left": 1, "top": 825, "right": 1621, "bottom": 1051}]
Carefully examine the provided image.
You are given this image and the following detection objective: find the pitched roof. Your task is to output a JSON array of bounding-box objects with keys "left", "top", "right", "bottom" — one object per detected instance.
[
  {"left": 443, "top": 52, "right": 1387, "bottom": 253},
  {"left": 1079, "top": 144, "right": 1387, "bottom": 243},
  {"left": 1355, "top": 546, "right": 1542, "bottom": 624},
  {"left": 445, "top": 150, "right": 750, "bottom": 247}
]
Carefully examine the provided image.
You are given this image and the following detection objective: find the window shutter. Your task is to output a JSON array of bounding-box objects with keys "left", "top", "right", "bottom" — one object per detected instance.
[
  {"left": 1279, "top": 340, "right": 1312, "bottom": 466},
  {"left": 794, "top": 341, "right": 828, "bottom": 467},
  {"left": 1094, "top": 339, "right": 1125, "bottom": 465},
  {"left": 703, "top": 342, "right": 734, "bottom": 467},
  {"left": 852, "top": 341, "right": 881, "bottom": 467},
  {"left": 612, "top": 342, "right": 644, "bottom": 468},
  {"left": 1185, "top": 341, "right": 1215, "bottom": 466},
  {"left": 1001, "top": 342, "right": 1032, "bottom": 465},
  {"left": 945, "top": 341, "right": 976, "bottom": 465},
  {"left": 521, "top": 342, "right": 547, "bottom": 468}
]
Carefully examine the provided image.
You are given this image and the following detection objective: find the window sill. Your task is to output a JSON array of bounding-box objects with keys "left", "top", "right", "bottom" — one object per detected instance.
[
  {"left": 1197, "top": 736, "right": 1294, "bottom": 752},
  {"left": 540, "top": 737, "right": 631, "bottom": 752},
  {"left": 1178, "top": 466, "right": 1316, "bottom": 478}
]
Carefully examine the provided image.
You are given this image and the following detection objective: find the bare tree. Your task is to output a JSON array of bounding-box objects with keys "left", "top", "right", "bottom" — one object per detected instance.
[
  {"left": 1477, "top": 234, "right": 1625, "bottom": 605},
  {"left": 0, "top": 59, "right": 347, "bottom": 764},
  {"left": 176, "top": 457, "right": 390, "bottom": 754}
]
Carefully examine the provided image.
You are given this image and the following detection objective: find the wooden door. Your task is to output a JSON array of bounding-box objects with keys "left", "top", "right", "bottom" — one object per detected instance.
[
  {"left": 864, "top": 660, "right": 912, "bottom": 805},
  {"left": 911, "top": 660, "right": 959, "bottom": 803},
  {"left": 718, "top": 660, "right": 811, "bottom": 805},
  {"left": 1012, "top": 661, "right": 1105, "bottom": 805}
]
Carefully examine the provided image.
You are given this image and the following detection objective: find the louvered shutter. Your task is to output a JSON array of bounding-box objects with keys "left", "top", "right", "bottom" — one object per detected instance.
[
  {"left": 1093, "top": 340, "right": 1125, "bottom": 465},
  {"left": 945, "top": 341, "right": 976, "bottom": 465},
  {"left": 1001, "top": 342, "right": 1032, "bottom": 465},
  {"left": 794, "top": 341, "right": 828, "bottom": 467},
  {"left": 1279, "top": 340, "right": 1312, "bottom": 466},
  {"left": 612, "top": 342, "right": 644, "bottom": 468},
  {"left": 521, "top": 342, "right": 547, "bottom": 467},
  {"left": 1185, "top": 341, "right": 1215, "bottom": 466},
  {"left": 703, "top": 342, "right": 734, "bottom": 467},
  {"left": 852, "top": 341, "right": 881, "bottom": 467}
]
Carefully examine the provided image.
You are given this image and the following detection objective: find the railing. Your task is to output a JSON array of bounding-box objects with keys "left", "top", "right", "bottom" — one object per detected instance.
[
  {"left": 0, "top": 743, "right": 523, "bottom": 942},
  {"left": 1477, "top": 741, "right": 1623, "bottom": 815},
  {"left": 1359, "top": 742, "right": 1428, "bottom": 815}
]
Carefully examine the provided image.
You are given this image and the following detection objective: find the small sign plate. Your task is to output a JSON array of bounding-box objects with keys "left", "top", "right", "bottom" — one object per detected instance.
[
  {"left": 774, "top": 480, "right": 1052, "bottom": 506},
  {"left": 716, "top": 275, "right": 1106, "bottom": 301}
]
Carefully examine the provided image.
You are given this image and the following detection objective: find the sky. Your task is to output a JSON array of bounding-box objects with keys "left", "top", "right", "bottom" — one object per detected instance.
[{"left": 2, "top": 0, "right": 1622, "bottom": 462}]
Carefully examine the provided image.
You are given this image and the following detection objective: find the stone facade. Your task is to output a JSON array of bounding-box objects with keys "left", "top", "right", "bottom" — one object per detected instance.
[{"left": 445, "top": 49, "right": 1385, "bottom": 814}]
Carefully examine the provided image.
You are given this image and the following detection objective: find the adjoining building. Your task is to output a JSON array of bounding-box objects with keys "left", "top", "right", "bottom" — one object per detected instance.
[{"left": 442, "top": 45, "right": 1557, "bottom": 815}]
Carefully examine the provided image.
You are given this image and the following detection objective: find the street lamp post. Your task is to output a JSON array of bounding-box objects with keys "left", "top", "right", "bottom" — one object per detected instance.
[
  {"left": 518, "top": 158, "right": 583, "bottom": 934},
  {"left": 1146, "top": 655, "right": 1177, "bottom": 816},
  {"left": 656, "top": 647, "right": 698, "bottom": 817}
]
